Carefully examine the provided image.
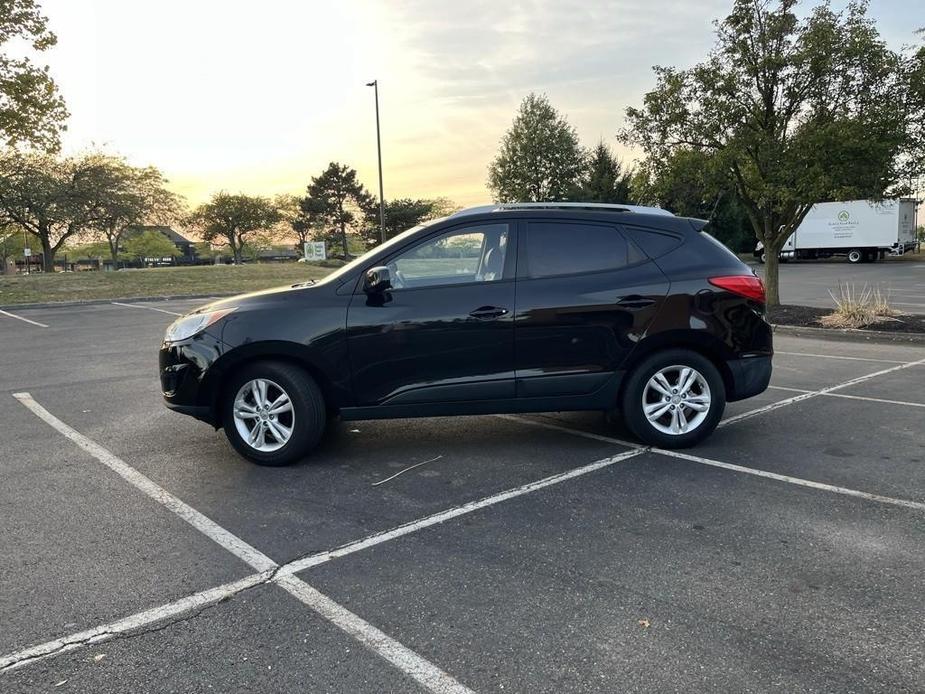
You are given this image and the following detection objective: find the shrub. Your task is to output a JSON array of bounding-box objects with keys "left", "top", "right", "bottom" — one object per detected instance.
[{"left": 819, "top": 282, "right": 897, "bottom": 329}]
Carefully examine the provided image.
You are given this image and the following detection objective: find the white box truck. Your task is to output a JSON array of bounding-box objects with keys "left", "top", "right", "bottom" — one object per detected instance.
[{"left": 755, "top": 198, "right": 919, "bottom": 264}]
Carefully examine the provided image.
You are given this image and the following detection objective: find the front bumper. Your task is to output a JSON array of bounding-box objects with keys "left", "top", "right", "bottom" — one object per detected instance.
[
  {"left": 159, "top": 336, "right": 224, "bottom": 425},
  {"left": 726, "top": 355, "right": 772, "bottom": 402}
]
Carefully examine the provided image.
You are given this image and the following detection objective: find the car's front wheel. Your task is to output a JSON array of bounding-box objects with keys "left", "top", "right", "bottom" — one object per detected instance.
[
  {"left": 222, "top": 361, "right": 326, "bottom": 466},
  {"left": 621, "top": 350, "right": 726, "bottom": 449}
]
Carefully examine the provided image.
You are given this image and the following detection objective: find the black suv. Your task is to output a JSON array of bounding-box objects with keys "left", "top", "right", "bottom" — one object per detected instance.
[{"left": 160, "top": 203, "right": 772, "bottom": 465}]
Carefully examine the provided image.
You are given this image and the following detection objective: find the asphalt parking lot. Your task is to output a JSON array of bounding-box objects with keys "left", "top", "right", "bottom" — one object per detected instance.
[
  {"left": 1, "top": 298, "right": 924, "bottom": 693},
  {"left": 750, "top": 255, "right": 925, "bottom": 311}
]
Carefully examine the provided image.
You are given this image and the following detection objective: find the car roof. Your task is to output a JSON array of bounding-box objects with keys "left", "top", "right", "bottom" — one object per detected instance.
[{"left": 448, "top": 202, "right": 674, "bottom": 219}]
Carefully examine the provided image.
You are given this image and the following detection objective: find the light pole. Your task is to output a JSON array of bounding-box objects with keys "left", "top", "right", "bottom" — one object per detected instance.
[{"left": 366, "top": 79, "right": 386, "bottom": 244}]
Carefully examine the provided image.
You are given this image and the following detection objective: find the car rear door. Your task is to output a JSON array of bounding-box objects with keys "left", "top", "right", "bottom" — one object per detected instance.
[
  {"left": 346, "top": 221, "right": 517, "bottom": 406},
  {"left": 514, "top": 218, "right": 669, "bottom": 398}
]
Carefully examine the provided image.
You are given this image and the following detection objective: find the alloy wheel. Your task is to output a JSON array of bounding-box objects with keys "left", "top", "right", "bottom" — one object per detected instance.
[
  {"left": 641, "top": 365, "right": 712, "bottom": 435},
  {"left": 232, "top": 378, "right": 294, "bottom": 452}
]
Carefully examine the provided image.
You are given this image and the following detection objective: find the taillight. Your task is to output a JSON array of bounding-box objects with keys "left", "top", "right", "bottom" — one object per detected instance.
[{"left": 708, "top": 275, "right": 766, "bottom": 303}]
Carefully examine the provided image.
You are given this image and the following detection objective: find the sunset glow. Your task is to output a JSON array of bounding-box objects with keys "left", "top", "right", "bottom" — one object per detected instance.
[{"left": 39, "top": 0, "right": 916, "bottom": 208}]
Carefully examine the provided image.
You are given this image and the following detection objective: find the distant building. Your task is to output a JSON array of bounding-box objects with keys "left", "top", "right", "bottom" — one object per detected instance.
[{"left": 124, "top": 226, "right": 197, "bottom": 261}]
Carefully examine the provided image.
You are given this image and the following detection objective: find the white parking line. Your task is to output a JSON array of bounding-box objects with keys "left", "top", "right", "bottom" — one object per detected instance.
[
  {"left": 13, "top": 392, "right": 276, "bottom": 573},
  {"left": 653, "top": 449, "right": 925, "bottom": 512},
  {"left": 502, "top": 414, "right": 925, "bottom": 512},
  {"left": 769, "top": 385, "right": 925, "bottom": 407},
  {"left": 767, "top": 385, "right": 813, "bottom": 393},
  {"left": 11, "top": 393, "right": 473, "bottom": 693},
  {"left": 825, "top": 392, "right": 925, "bottom": 408},
  {"left": 0, "top": 309, "right": 48, "bottom": 328},
  {"left": 774, "top": 351, "right": 906, "bottom": 364},
  {"left": 0, "top": 573, "right": 268, "bottom": 672},
  {"left": 280, "top": 447, "right": 645, "bottom": 576},
  {"left": 1, "top": 445, "right": 645, "bottom": 675},
  {"left": 719, "top": 356, "right": 925, "bottom": 427},
  {"left": 111, "top": 301, "right": 182, "bottom": 316},
  {"left": 494, "top": 413, "right": 643, "bottom": 449}
]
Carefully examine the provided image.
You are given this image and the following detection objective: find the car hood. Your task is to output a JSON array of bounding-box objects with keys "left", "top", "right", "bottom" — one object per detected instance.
[{"left": 193, "top": 280, "right": 319, "bottom": 314}]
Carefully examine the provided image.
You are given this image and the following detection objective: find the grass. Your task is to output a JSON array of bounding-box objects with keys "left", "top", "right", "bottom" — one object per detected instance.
[
  {"left": 0, "top": 263, "right": 336, "bottom": 306},
  {"left": 819, "top": 281, "right": 899, "bottom": 329}
]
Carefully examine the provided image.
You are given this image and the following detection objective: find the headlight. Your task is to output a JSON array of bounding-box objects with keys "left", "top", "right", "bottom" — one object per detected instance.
[{"left": 164, "top": 308, "right": 236, "bottom": 343}]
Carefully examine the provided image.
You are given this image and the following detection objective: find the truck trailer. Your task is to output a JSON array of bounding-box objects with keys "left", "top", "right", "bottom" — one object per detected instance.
[{"left": 755, "top": 198, "right": 919, "bottom": 264}]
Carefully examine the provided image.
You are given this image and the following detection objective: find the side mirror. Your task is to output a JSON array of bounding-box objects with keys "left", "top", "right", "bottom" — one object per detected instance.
[{"left": 364, "top": 265, "right": 392, "bottom": 294}]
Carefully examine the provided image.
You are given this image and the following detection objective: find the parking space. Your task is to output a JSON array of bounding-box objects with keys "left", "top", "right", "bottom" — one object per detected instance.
[
  {"left": 757, "top": 257, "right": 925, "bottom": 310},
  {"left": 2, "top": 300, "right": 924, "bottom": 692}
]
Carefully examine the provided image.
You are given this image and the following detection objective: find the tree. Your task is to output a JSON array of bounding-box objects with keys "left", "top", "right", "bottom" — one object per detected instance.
[
  {"left": 579, "top": 141, "right": 634, "bottom": 203},
  {"left": 362, "top": 197, "right": 457, "bottom": 244},
  {"left": 87, "top": 157, "right": 184, "bottom": 265},
  {"left": 0, "top": 150, "right": 111, "bottom": 271},
  {"left": 0, "top": 0, "right": 69, "bottom": 150},
  {"left": 273, "top": 193, "right": 310, "bottom": 251},
  {"left": 632, "top": 148, "right": 755, "bottom": 252},
  {"left": 299, "top": 163, "right": 375, "bottom": 258},
  {"left": 0, "top": 224, "right": 38, "bottom": 270},
  {"left": 488, "top": 93, "right": 586, "bottom": 202},
  {"left": 620, "top": 0, "right": 922, "bottom": 306},
  {"left": 186, "top": 193, "right": 280, "bottom": 264},
  {"left": 122, "top": 229, "right": 178, "bottom": 264}
]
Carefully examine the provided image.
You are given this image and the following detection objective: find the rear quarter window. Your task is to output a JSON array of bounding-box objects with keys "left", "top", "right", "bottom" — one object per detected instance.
[{"left": 623, "top": 226, "right": 684, "bottom": 259}]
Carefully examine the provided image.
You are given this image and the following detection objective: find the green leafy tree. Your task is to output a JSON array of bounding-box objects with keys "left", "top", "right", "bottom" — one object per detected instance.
[
  {"left": 299, "top": 163, "right": 375, "bottom": 258},
  {"left": 632, "top": 148, "right": 754, "bottom": 252},
  {"left": 0, "top": 0, "right": 69, "bottom": 150},
  {"left": 363, "top": 197, "right": 458, "bottom": 244},
  {"left": 620, "top": 0, "right": 922, "bottom": 306},
  {"left": 488, "top": 93, "right": 586, "bottom": 202},
  {"left": 186, "top": 193, "right": 281, "bottom": 264},
  {"left": 86, "top": 157, "right": 184, "bottom": 265},
  {"left": 0, "top": 150, "right": 111, "bottom": 271},
  {"left": 122, "top": 229, "right": 178, "bottom": 263},
  {"left": 0, "top": 225, "right": 39, "bottom": 270},
  {"left": 272, "top": 193, "right": 307, "bottom": 251},
  {"left": 579, "top": 141, "right": 634, "bottom": 203},
  {"left": 64, "top": 239, "right": 111, "bottom": 262}
]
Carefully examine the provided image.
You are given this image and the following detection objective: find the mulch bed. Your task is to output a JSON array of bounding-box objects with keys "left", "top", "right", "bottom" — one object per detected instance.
[{"left": 770, "top": 304, "right": 925, "bottom": 334}]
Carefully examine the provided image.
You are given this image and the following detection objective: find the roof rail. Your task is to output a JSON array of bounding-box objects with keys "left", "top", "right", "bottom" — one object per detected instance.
[{"left": 448, "top": 202, "right": 674, "bottom": 219}]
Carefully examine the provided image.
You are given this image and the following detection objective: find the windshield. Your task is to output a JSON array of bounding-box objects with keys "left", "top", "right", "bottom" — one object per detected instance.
[{"left": 313, "top": 217, "right": 449, "bottom": 286}]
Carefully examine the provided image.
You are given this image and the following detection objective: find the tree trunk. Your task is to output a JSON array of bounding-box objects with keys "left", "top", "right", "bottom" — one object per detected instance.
[
  {"left": 762, "top": 249, "right": 780, "bottom": 309},
  {"left": 108, "top": 234, "right": 119, "bottom": 267},
  {"left": 40, "top": 234, "right": 55, "bottom": 273}
]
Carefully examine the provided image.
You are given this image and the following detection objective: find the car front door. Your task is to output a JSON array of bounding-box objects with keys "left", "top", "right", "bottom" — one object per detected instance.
[
  {"left": 514, "top": 219, "right": 670, "bottom": 398},
  {"left": 346, "top": 222, "right": 516, "bottom": 407}
]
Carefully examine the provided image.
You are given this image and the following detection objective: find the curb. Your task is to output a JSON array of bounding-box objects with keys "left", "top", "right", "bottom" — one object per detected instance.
[
  {"left": 771, "top": 323, "right": 925, "bottom": 345},
  {"left": 0, "top": 293, "right": 237, "bottom": 311}
]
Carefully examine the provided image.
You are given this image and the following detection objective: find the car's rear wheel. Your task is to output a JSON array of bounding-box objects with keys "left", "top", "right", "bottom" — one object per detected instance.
[
  {"left": 222, "top": 361, "right": 325, "bottom": 466},
  {"left": 621, "top": 350, "right": 726, "bottom": 449}
]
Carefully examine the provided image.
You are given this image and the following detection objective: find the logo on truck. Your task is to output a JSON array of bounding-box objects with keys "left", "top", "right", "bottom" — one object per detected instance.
[{"left": 837, "top": 210, "right": 850, "bottom": 222}]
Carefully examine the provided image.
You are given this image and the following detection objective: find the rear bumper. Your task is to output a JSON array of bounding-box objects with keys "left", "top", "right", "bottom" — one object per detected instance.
[{"left": 726, "top": 355, "right": 772, "bottom": 402}]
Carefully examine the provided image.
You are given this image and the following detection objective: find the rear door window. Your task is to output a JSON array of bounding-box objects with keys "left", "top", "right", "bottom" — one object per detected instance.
[{"left": 524, "top": 222, "right": 631, "bottom": 278}]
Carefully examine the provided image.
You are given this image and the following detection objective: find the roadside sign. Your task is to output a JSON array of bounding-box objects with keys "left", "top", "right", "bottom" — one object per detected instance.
[
  {"left": 304, "top": 241, "right": 326, "bottom": 261},
  {"left": 23, "top": 248, "right": 31, "bottom": 257}
]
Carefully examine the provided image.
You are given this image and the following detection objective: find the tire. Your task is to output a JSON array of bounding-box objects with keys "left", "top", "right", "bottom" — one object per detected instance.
[
  {"left": 620, "top": 349, "right": 726, "bottom": 449},
  {"left": 221, "top": 361, "right": 326, "bottom": 466},
  {"left": 758, "top": 252, "right": 767, "bottom": 264},
  {"left": 847, "top": 249, "right": 863, "bottom": 264}
]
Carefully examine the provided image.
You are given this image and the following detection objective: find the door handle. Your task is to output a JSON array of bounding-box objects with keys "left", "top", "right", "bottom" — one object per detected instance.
[
  {"left": 469, "top": 306, "right": 509, "bottom": 320},
  {"left": 615, "top": 295, "right": 656, "bottom": 310}
]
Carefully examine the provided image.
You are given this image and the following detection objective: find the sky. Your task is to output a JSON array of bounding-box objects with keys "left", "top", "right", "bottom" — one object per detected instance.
[{"left": 32, "top": 0, "right": 921, "bottom": 210}]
